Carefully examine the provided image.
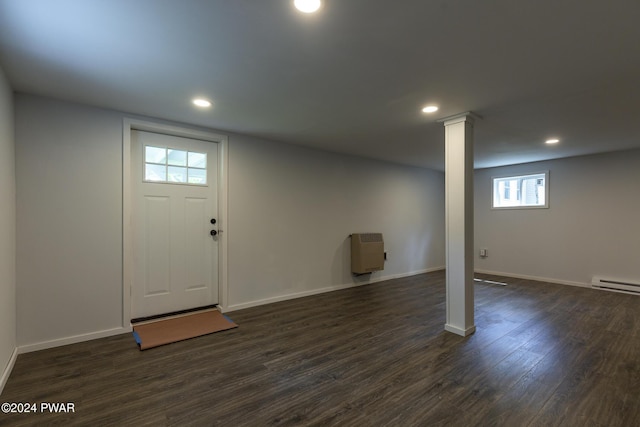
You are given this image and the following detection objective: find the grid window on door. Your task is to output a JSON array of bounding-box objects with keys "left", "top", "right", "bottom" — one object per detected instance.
[{"left": 144, "top": 145, "right": 207, "bottom": 185}]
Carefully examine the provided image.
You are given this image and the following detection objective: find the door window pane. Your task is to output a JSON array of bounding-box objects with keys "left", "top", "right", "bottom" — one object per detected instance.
[
  {"left": 144, "top": 145, "right": 207, "bottom": 186},
  {"left": 188, "top": 168, "right": 206, "bottom": 184},
  {"left": 167, "top": 166, "right": 187, "bottom": 183},
  {"left": 145, "top": 163, "right": 166, "bottom": 181},
  {"left": 188, "top": 152, "right": 206, "bottom": 168},
  {"left": 145, "top": 146, "right": 166, "bottom": 164},
  {"left": 167, "top": 149, "right": 187, "bottom": 166}
]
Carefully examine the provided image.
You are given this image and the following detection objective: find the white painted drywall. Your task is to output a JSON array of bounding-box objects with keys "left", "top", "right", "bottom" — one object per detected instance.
[
  {"left": 227, "top": 133, "right": 445, "bottom": 309},
  {"left": 15, "top": 95, "right": 124, "bottom": 347},
  {"left": 14, "top": 94, "right": 445, "bottom": 348},
  {"left": 0, "top": 67, "right": 16, "bottom": 391},
  {"left": 474, "top": 150, "right": 640, "bottom": 286}
]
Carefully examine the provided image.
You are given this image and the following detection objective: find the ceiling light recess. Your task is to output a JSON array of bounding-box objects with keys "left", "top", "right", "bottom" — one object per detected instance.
[
  {"left": 422, "top": 105, "right": 439, "bottom": 113},
  {"left": 294, "top": 0, "right": 322, "bottom": 13},
  {"left": 545, "top": 138, "right": 560, "bottom": 144},
  {"left": 192, "top": 98, "right": 212, "bottom": 108}
]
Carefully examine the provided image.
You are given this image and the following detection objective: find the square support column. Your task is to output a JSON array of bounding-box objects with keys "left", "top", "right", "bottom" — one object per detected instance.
[{"left": 439, "top": 112, "right": 478, "bottom": 337}]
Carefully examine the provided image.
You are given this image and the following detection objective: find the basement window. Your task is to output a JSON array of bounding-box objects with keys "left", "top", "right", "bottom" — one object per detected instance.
[
  {"left": 144, "top": 145, "right": 207, "bottom": 185},
  {"left": 492, "top": 171, "right": 548, "bottom": 209}
]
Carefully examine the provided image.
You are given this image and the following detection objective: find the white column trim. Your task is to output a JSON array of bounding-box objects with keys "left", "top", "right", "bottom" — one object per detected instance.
[
  {"left": 438, "top": 111, "right": 482, "bottom": 126},
  {"left": 442, "top": 112, "right": 477, "bottom": 337}
]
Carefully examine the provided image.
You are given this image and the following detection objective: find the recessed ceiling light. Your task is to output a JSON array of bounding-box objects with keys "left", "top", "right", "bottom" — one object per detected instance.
[
  {"left": 294, "top": 0, "right": 322, "bottom": 13},
  {"left": 422, "top": 105, "right": 439, "bottom": 113},
  {"left": 192, "top": 98, "right": 212, "bottom": 108},
  {"left": 545, "top": 138, "right": 560, "bottom": 144}
]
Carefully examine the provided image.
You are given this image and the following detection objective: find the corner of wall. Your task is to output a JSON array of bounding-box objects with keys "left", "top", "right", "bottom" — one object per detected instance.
[
  {"left": 0, "top": 348, "right": 18, "bottom": 396},
  {"left": 0, "top": 66, "right": 17, "bottom": 396},
  {"left": 474, "top": 151, "right": 640, "bottom": 287}
]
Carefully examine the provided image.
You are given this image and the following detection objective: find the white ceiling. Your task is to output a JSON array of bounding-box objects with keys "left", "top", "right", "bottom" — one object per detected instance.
[{"left": 1, "top": 0, "right": 639, "bottom": 170}]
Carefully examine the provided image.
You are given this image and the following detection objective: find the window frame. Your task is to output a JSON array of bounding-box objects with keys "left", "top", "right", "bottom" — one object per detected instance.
[
  {"left": 491, "top": 170, "right": 549, "bottom": 210},
  {"left": 143, "top": 144, "right": 208, "bottom": 186}
]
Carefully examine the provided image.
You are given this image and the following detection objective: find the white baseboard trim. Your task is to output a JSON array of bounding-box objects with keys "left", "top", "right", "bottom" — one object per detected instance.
[
  {"left": 222, "top": 266, "right": 445, "bottom": 313},
  {"left": 474, "top": 269, "right": 590, "bottom": 289},
  {"left": 444, "top": 324, "right": 476, "bottom": 337},
  {"left": 0, "top": 347, "right": 18, "bottom": 396},
  {"left": 18, "top": 326, "right": 132, "bottom": 354}
]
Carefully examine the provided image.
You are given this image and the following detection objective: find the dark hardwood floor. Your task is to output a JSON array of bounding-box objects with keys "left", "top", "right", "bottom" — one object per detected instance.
[{"left": 2, "top": 270, "right": 640, "bottom": 426}]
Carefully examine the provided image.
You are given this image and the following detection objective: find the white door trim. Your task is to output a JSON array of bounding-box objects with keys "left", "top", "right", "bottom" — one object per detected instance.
[{"left": 122, "top": 118, "right": 229, "bottom": 325}]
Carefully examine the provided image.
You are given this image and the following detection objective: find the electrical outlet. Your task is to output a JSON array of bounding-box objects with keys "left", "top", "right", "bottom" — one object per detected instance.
[{"left": 479, "top": 248, "right": 488, "bottom": 258}]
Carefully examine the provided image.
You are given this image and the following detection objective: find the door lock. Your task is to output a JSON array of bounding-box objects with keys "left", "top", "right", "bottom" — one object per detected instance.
[
  {"left": 210, "top": 230, "right": 217, "bottom": 236},
  {"left": 210, "top": 218, "right": 216, "bottom": 224}
]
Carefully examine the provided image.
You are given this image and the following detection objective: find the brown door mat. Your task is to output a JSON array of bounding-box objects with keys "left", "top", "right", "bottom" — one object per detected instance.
[{"left": 132, "top": 310, "right": 237, "bottom": 350}]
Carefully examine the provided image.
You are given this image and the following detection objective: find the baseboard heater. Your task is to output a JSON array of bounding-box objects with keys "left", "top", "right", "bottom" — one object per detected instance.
[{"left": 591, "top": 276, "right": 640, "bottom": 295}]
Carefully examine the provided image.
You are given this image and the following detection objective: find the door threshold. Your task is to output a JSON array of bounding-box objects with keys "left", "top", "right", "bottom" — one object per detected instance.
[{"left": 131, "top": 304, "right": 218, "bottom": 325}]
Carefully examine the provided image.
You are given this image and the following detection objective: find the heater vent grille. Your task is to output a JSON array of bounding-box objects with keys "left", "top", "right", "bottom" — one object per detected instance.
[{"left": 359, "top": 233, "right": 383, "bottom": 243}]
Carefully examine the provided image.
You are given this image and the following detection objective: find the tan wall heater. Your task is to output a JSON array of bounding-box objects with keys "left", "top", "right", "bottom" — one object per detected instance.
[{"left": 351, "top": 233, "right": 384, "bottom": 274}]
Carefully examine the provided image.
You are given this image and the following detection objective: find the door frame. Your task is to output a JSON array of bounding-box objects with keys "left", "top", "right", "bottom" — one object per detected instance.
[{"left": 122, "top": 118, "right": 229, "bottom": 326}]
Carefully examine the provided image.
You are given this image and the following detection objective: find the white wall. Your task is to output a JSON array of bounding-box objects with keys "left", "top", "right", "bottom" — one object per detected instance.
[
  {"left": 0, "top": 66, "right": 16, "bottom": 393},
  {"left": 474, "top": 149, "right": 640, "bottom": 286},
  {"left": 0, "top": 64, "right": 16, "bottom": 392},
  {"left": 15, "top": 95, "right": 125, "bottom": 348},
  {"left": 227, "top": 134, "right": 445, "bottom": 309},
  {"left": 15, "top": 93, "right": 445, "bottom": 348}
]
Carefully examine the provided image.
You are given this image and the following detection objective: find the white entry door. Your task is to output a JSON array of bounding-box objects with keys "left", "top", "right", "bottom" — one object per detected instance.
[{"left": 131, "top": 130, "right": 219, "bottom": 318}]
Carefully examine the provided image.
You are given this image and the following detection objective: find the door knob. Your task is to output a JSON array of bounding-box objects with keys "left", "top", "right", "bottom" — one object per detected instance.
[
  {"left": 210, "top": 218, "right": 216, "bottom": 224},
  {"left": 210, "top": 230, "right": 217, "bottom": 236}
]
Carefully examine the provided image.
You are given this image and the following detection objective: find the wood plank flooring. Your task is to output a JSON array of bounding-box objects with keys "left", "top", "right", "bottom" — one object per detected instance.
[{"left": 2, "top": 270, "right": 640, "bottom": 426}]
